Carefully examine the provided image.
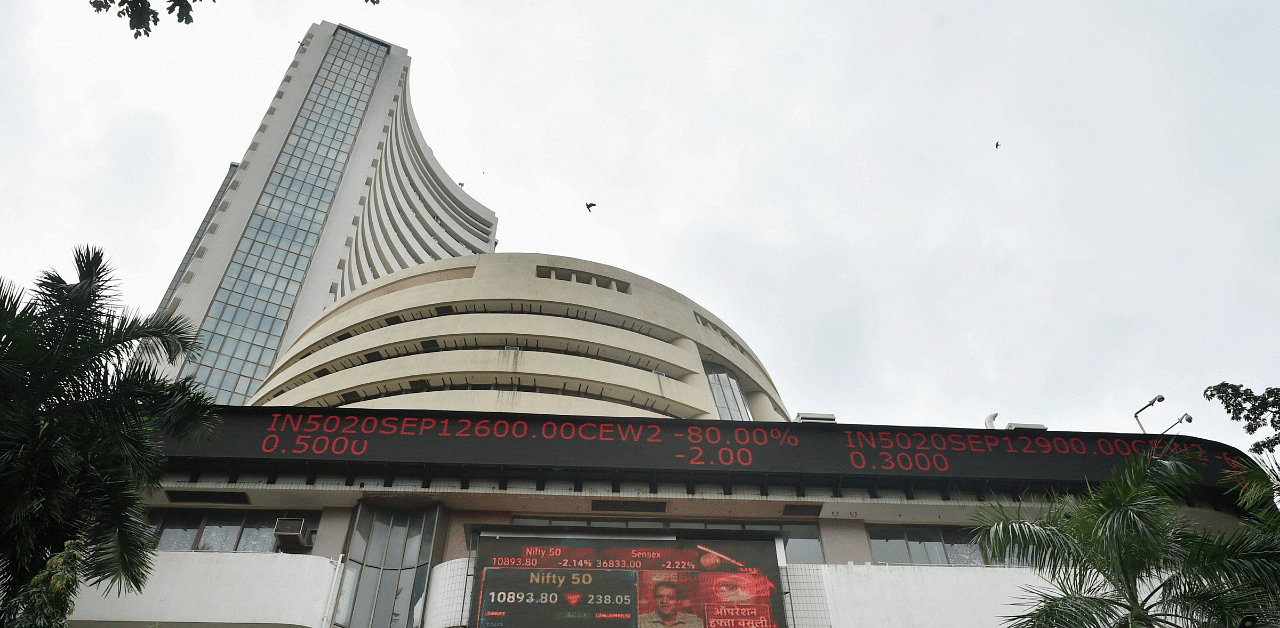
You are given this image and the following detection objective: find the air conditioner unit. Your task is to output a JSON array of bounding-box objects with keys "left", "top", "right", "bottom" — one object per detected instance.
[{"left": 274, "top": 518, "right": 313, "bottom": 551}]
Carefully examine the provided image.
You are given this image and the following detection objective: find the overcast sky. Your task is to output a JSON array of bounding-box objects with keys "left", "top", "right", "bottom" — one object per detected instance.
[{"left": 2, "top": 2, "right": 1277, "bottom": 456}]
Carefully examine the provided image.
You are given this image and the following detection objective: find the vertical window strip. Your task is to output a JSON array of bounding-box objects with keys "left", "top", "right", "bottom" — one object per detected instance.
[
  {"left": 703, "top": 362, "right": 755, "bottom": 422},
  {"left": 333, "top": 504, "right": 439, "bottom": 628}
]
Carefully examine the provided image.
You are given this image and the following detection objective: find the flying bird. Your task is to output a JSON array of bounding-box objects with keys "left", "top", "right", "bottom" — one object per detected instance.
[
  {"left": 995, "top": 142, "right": 1000, "bottom": 149},
  {"left": 586, "top": 203, "right": 596, "bottom": 212}
]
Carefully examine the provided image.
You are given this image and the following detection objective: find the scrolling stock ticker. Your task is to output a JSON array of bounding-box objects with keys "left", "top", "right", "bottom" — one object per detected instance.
[{"left": 166, "top": 407, "right": 1249, "bottom": 487}]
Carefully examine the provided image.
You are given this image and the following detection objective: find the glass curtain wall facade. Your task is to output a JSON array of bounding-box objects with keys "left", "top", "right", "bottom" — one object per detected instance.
[
  {"left": 183, "top": 29, "right": 388, "bottom": 404},
  {"left": 332, "top": 504, "right": 440, "bottom": 628}
]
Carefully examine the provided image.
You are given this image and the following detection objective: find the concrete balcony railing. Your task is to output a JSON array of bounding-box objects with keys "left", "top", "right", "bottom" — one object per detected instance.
[{"left": 70, "top": 551, "right": 341, "bottom": 628}]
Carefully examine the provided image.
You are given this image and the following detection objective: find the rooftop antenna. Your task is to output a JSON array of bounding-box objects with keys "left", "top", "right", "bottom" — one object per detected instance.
[{"left": 1133, "top": 395, "right": 1164, "bottom": 433}]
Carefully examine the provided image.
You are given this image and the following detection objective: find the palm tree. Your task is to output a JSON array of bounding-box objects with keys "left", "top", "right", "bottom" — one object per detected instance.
[
  {"left": 974, "top": 455, "right": 1280, "bottom": 628},
  {"left": 0, "top": 247, "right": 218, "bottom": 619}
]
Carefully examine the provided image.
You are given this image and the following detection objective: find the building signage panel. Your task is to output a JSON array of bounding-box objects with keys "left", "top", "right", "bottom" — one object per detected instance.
[
  {"left": 164, "top": 406, "right": 1249, "bottom": 487},
  {"left": 473, "top": 536, "right": 785, "bottom": 628}
]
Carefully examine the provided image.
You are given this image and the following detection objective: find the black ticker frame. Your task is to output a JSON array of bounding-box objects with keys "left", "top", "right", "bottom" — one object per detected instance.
[{"left": 160, "top": 405, "right": 1252, "bottom": 503}]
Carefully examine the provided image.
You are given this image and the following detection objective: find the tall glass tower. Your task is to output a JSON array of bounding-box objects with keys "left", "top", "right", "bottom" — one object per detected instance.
[{"left": 162, "top": 23, "right": 498, "bottom": 405}]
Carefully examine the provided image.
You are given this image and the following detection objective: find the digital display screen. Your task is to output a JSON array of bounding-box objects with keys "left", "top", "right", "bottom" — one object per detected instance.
[
  {"left": 163, "top": 406, "right": 1249, "bottom": 489},
  {"left": 473, "top": 536, "right": 785, "bottom": 628}
]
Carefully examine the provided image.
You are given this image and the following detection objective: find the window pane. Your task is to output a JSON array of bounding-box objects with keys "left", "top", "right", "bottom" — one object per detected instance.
[
  {"left": 348, "top": 564, "right": 381, "bottom": 628},
  {"left": 417, "top": 508, "right": 438, "bottom": 566},
  {"left": 870, "top": 538, "right": 909, "bottom": 564},
  {"left": 384, "top": 512, "right": 410, "bottom": 567},
  {"left": 365, "top": 510, "right": 393, "bottom": 568},
  {"left": 401, "top": 512, "right": 424, "bottom": 569},
  {"left": 389, "top": 568, "right": 416, "bottom": 628},
  {"left": 198, "top": 511, "right": 244, "bottom": 551},
  {"left": 867, "top": 526, "right": 909, "bottom": 564},
  {"left": 589, "top": 520, "right": 627, "bottom": 528},
  {"left": 238, "top": 511, "right": 280, "bottom": 553},
  {"left": 944, "top": 541, "right": 985, "bottom": 566},
  {"left": 332, "top": 559, "right": 362, "bottom": 627},
  {"left": 785, "top": 538, "right": 824, "bottom": 564},
  {"left": 905, "top": 528, "right": 947, "bottom": 564},
  {"left": 942, "top": 527, "right": 986, "bottom": 566},
  {"left": 350, "top": 505, "right": 374, "bottom": 562},
  {"left": 783, "top": 525, "right": 822, "bottom": 563},
  {"left": 369, "top": 566, "right": 400, "bottom": 628},
  {"left": 157, "top": 510, "right": 202, "bottom": 551},
  {"left": 406, "top": 564, "right": 431, "bottom": 628},
  {"left": 866, "top": 525, "right": 902, "bottom": 540},
  {"left": 783, "top": 524, "right": 819, "bottom": 538}
]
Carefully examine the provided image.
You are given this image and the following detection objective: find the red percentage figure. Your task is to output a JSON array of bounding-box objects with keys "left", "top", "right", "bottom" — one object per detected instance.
[{"left": 769, "top": 428, "right": 799, "bottom": 446}]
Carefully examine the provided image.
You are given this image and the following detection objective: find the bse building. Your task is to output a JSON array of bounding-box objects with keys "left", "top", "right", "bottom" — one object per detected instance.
[{"left": 71, "top": 22, "right": 1251, "bottom": 628}]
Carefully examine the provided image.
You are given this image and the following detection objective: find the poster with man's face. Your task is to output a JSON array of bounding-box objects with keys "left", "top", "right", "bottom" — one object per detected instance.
[{"left": 474, "top": 536, "right": 785, "bottom": 628}]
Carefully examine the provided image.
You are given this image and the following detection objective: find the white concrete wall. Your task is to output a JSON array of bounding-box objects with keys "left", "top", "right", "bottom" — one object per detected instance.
[
  {"left": 423, "top": 556, "right": 474, "bottom": 628},
  {"left": 822, "top": 564, "right": 1041, "bottom": 628},
  {"left": 782, "top": 564, "right": 833, "bottom": 628},
  {"left": 70, "top": 551, "right": 341, "bottom": 628},
  {"left": 251, "top": 253, "right": 788, "bottom": 423}
]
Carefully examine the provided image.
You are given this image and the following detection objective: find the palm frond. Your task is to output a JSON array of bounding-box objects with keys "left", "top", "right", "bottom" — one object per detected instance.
[
  {"left": 0, "top": 279, "right": 37, "bottom": 394},
  {"left": 975, "top": 513, "right": 1087, "bottom": 581},
  {"left": 1154, "top": 579, "right": 1276, "bottom": 628},
  {"left": 78, "top": 469, "right": 156, "bottom": 595},
  {"left": 1176, "top": 527, "right": 1280, "bottom": 595},
  {"left": 1003, "top": 585, "right": 1125, "bottom": 628}
]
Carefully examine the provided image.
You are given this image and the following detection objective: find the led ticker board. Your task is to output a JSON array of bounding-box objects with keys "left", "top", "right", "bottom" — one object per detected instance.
[
  {"left": 473, "top": 536, "right": 785, "bottom": 628},
  {"left": 163, "top": 406, "right": 1250, "bottom": 488}
]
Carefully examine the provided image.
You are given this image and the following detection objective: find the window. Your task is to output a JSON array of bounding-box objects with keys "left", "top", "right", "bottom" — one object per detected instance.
[
  {"left": 942, "top": 527, "right": 986, "bottom": 565},
  {"left": 781, "top": 524, "right": 823, "bottom": 564},
  {"left": 703, "top": 362, "right": 754, "bottom": 422},
  {"left": 149, "top": 509, "right": 321, "bottom": 553},
  {"left": 332, "top": 504, "right": 439, "bottom": 628},
  {"left": 867, "top": 525, "right": 988, "bottom": 565}
]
